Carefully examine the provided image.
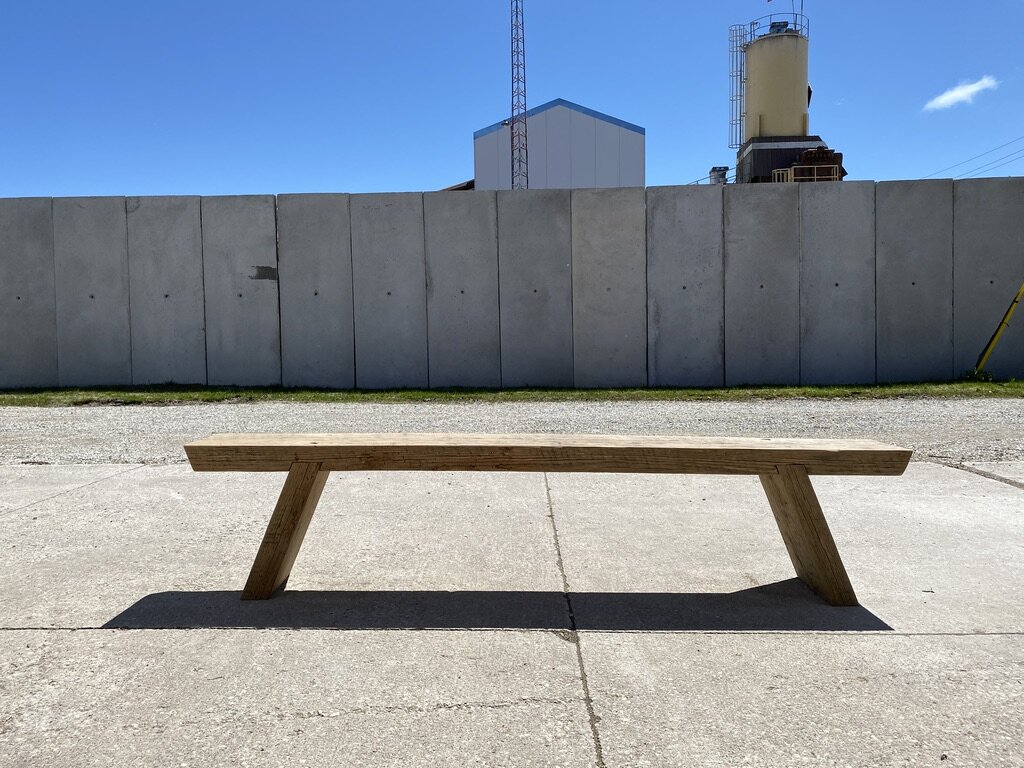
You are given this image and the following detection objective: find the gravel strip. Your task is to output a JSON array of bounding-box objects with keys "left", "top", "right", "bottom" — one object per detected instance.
[{"left": 1, "top": 398, "right": 1021, "bottom": 466}]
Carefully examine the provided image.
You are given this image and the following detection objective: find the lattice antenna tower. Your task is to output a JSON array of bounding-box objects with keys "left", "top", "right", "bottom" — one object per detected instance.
[
  {"left": 728, "top": 24, "right": 748, "bottom": 150},
  {"left": 511, "top": 0, "right": 529, "bottom": 189}
]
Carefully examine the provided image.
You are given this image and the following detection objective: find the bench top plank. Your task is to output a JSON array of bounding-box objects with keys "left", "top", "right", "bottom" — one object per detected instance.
[{"left": 184, "top": 433, "right": 912, "bottom": 476}]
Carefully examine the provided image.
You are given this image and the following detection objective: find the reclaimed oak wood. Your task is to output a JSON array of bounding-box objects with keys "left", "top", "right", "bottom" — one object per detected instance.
[
  {"left": 760, "top": 465, "right": 858, "bottom": 606},
  {"left": 185, "top": 433, "right": 911, "bottom": 476},
  {"left": 184, "top": 432, "right": 912, "bottom": 606},
  {"left": 241, "top": 461, "right": 329, "bottom": 600}
]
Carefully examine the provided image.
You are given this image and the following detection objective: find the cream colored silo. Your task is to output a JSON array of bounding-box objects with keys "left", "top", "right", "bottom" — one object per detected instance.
[{"left": 743, "top": 29, "right": 809, "bottom": 142}]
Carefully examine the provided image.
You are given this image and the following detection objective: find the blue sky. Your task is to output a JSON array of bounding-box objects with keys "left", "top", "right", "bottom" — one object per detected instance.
[{"left": 2, "top": 0, "right": 1022, "bottom": 196}]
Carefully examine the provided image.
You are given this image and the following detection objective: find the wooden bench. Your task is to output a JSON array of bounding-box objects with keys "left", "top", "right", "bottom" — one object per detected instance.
[{"left": 184, "top": 433, "right": 912, "bottom": 606}]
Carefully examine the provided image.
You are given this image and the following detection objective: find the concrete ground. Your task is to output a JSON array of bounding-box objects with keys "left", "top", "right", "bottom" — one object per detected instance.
[{"left": 0, "top": 399, "right": 1021, "bottom": 767}]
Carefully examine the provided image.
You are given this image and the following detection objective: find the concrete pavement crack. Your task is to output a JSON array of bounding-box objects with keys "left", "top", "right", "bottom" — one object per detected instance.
[
  {"left": 924, "top": 458, "right": 1024, "bottom": 491},
  {"left": 0, "top": 464, "right": 148, "bottom": 518},
  {"left": 544, "top": 472, "right": 606, "bottom": 768}
]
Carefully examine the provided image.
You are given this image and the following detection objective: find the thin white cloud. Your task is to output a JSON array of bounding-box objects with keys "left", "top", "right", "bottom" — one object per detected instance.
[{"left": 924, "top": 76, "right": 998, "bottom": 111}]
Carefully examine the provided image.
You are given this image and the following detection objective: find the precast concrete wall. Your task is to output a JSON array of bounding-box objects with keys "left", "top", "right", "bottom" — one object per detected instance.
[
  {"left": 0, "top": 198, "right": 57, "bottom": 388},
  {"left": 876, "top": 181, "right": 954, "bottom": 383},
  {"left": 724, "top": 184, "right": 801, "bottom": 386},
  {"left": 646, "top": 185, "right": 724, "bottom": 387},
  {"left": 53, "top": 197, "right": 132, "bottom": 386},
  {"left": 351, "top": 193, "right": 428, "bottom": 390},
  {"left": 799, "top": 182, "right": 876, "bottom": 385},
  {"left": 497, "top": 189, "right": 573, "bottom": 387},
  {"left": 201, "top": 196, "right": 281, "bottom": 386},
  {"left": 571, "top": 187, "right": 647, "bottom": 387},
  {"left": 2, "top": 181, "right": 1021, "bottom": 390},
  {"left": 424, "top": 191, "right": 501, "bottom": 389},
  {"left": 277, "top": 194, "right": 355, "bottom": 389},
  {"left": 126, "top": 196, "right": 206, "bottom": 385},
  {"left": 953, "top": 178, "right": 1024, "bottom": 379}
]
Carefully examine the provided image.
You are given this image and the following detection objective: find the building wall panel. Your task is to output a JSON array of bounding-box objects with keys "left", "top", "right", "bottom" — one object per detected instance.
[
  {"left": 53, "top": 197, "right": 131, "bottom": 386},
  {"left": 0, "top": 198, "right": 57, "bottom": 388},
  {"left": 647, "top": 185, "right": 724, "bottom": 387},
  {"left": 876, "top": 180, "right": 953, "bottom": 382},
  {"left": 723, "top": 184, "right": 801, "bottom": 385},
  {"left": 799, "top": 182, "right": 876, "bottom": 384},
  {"left": 572, "top": 188, "right": 647, "bottom": 386},
  {"left": 424, "top": 191, "right": 501, "bottom": 388},
  {"left": 201, "top": 195, "right": 281, "bottom": 386},
  {"left": 953, "top": 178, "right": 1024, "bottom": 379},
  {"left": 351, "top": 193, "right": 428, "bottom": 389},
  {"left": 277, "top": 193, "right": 355, "bottom": 388},
  {"left": 497, "top": 189, "right": 573, "bottom": 387}
]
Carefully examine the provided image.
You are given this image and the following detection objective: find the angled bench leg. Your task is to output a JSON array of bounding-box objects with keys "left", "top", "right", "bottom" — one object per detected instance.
[
  {"left": 759, "top": 465, "right": 858, "bottom": 607},
  {"left": 242, "top": 462, "right": 330, "bottom": 600}
]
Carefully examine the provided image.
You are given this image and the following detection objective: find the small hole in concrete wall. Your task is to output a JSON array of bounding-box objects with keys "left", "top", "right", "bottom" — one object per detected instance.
[
  {"left": 911, "top": 282, "right": 916, "bottom": 286},
  {"left": 990, "top": 280, "right": 994, "bottom": 285},
  {"left": 759, "top": 284, "right": 764, "bottom": 289},
  {"left": 15, "top": 296, "right": 20, "bottom": 300},
  {"left": 682, "top": 285, "right": 687, "bottom": 290},
  {"left": 834, "top": 283, "right": 839, "bottom": 287},
  {"left": 460, "top": 290, "right": 464, "bottom": 294},
  {"left": 237, "top": 293, "right": 243, "bottom": 298},
  {"left": 386, "top": 291, "right": 391, "bottom": 296},
  {"left": 89, "top": 294, "right": 95, "bottom": 299},
  {"left": 533, "top": 288, "right": 538, "bottom": 293},
  {"left": 164, "top": 294, "right": 169, "bottom": 299},
  {"left": 313, "top": 290, "right": 318, "bottom": 296}
]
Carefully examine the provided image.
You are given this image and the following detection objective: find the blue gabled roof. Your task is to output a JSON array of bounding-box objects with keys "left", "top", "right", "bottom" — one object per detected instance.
[{"left": 473, "top": 98, "right": 645, "bottom": 139}]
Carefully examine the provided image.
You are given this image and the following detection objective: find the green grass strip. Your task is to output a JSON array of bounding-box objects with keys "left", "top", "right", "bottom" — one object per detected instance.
[{"left": 0, "top": 380, "right": 1020, "bottom": 407}]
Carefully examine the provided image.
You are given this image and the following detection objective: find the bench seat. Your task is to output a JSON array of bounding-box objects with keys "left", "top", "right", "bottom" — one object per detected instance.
[{"left": 184, "top": 432, "right": 912, "bottom": 606}]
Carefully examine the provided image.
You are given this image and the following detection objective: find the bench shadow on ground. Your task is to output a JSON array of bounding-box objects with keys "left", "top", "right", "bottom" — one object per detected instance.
[{"left": 103, "top": 579, "right": 891, "bottom": 631}]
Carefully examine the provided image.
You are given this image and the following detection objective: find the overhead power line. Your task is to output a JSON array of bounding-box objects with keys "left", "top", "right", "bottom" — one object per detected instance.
[
  {"left": 923, "top": 134, "right": 1024, "bottom": 179},
  {"left": 956, "top": 146, "right": 1024, "bottom": 179}
]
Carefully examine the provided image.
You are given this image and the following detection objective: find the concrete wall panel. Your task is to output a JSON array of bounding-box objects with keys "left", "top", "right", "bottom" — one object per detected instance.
[
  {"left": 200, "top": 196, "right": 281, "bottom": 386},
  {"left": 876, "top": 180, "right": 953, "bottom": 382},
  {"left": 350, "top": 193, "right": 428, "bottom": 389},
  {"left": 424, "top": 191, "right": 501, "bottom": 388},
  {"left": 572, "top": 188, "right": 647, "bottom": 387},
  {"left": 646, "top": 185, "right": 724, "bottom": 387},
  {"left": 126, "top": 196, "right": 206, "bottom": 385},
  {"left": 53, "top": 197, "right": 131, "bottom": 386},
  {"left": 0, "top": 198, "right": 57, "bottom": 388},
  {"left": 953, "top": 178, "right": 1024, "bottom": 379},
  {"left": 724, "top": 184, "right": 800, "bottom": 385},
  {"left": 277, "top": 194, "right": 355, "bottom": 388},
  {"left": 497, "top": 189, "right": 573, "bottom": 387},
  {"left": 799, "top": 181, "right": 876, "bottom": 384}
]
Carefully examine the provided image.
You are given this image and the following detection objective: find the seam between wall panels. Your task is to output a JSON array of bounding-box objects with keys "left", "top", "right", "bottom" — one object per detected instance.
[
  {"left": 198, "top": 198, "right": 209, "bottom": 386},
  {"left": 124, "top": 197, "right": 134, "bottom": 386},
  {"left": 873, "top": 185, "right": 879, "bottom": 384},
  {"left": 273, "top": 196, "right": 283, "bottom": 386},
  {"left": 348, "top": 197, "right": 358, "bottom": 390},
  {"left": 796, "top": 186, "right": 802, "bottom": 386},
  {"left": 721, "top": 187, "right": 728, "bottom": 386},
  {"left": 494, "top": 191, "right": 503, "bottom": 388},
  {"left": 569, "top": 190, "right": 575, "bottom": 387},
  {"left": 50, "top": 198, "right": 59, "bottom": 386},
  {"left": 643, "top": 188, "right": 650, "bottom": 386},
  {"left": 420, "top": 193, "right": 429, "bottom": 389},
  {"left": 949, "top": 181, "right": 955, "bottom": 380}
]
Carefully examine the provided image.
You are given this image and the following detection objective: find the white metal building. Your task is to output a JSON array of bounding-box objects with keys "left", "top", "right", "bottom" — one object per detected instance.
[{"left": 473, "top": 98, "right": 645, "bottom": 190}]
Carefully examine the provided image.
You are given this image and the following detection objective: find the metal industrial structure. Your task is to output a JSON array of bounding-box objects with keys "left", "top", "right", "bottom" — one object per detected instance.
[
  {"left": 510, "top": 0, "right": 529, "bottom": 189},
  {"left": 727, "top": 12, "right": 846, "bottom": 184}
]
